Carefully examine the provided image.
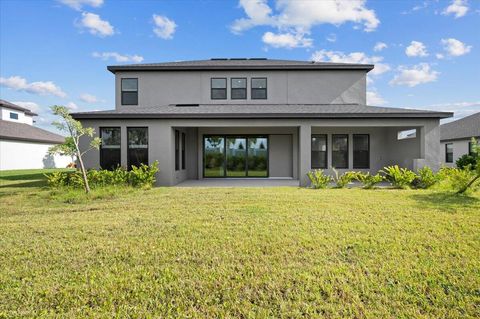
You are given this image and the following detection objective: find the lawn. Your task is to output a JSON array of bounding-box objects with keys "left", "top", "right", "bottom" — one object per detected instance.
[{"left": 0, "top": 170, "right": 479, "bottom": 318}]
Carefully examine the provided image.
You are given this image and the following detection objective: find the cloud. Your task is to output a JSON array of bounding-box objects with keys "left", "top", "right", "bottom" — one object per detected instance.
[
  {"left": 262, "top": 31, "right": 312, "bottom": 49},
  {"left": 373, "top": 42, "right": 387, "bottom": 52},
  {"left": 78, "top": 12, "right": 114, "bottom": 37},
  {"left": 326, "top": 33, "right": 337, "bottom": 43},
  {"left": 389, "top": 63, "right": 439, "bottom": 87},
  {"left": 58, "top": 0, "right": 103, "bottom": 10},
  {"left": 12, "top": 101, "right": 41, "bottom": 113},
  {"left": 92, "top": 52, "right": 144, "bottom": 63},
  {"left": 152, "top": 14, "right": 177, "bottom": 39},
  {"left": 311, "top": 50, "right": 390, "bottom": 75},
  {"left": 405, "top": 41, "right": 428, "bottom": 57},
  {"left": 416, "top": 101, "right": 480, "bottom": 121},
  {"left": 367, "top": 91, "right": 387, "bottom": 106},
  {"left": 66, "top": 102, "right": 78, "bottom": 110},
  {"left": 79, "top": 93, "right": 98, "bottom": 103},
  {"left": 0, "top": 76, "right": 67, "bottom": 97},
  {"left": 442, "top": 0, "right": 469, "bottom": 18},
  {"left": 440, "top": 38, "right": 472, "bottom": 56}
]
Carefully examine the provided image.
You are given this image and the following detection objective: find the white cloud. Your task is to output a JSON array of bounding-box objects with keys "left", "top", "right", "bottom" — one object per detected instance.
[
  {"left": 78, "top": 12, "right": 114, "bottom": 37},
  {"left": 58, "top": 0, "right": 103, "bottom": 10},
  {"left": 416, "top": 101, "right": 480, "bottom": 121},
  {"left": 442, "top": 0, "right": 469, "bottom": 18},
  {"left": 79, "top": 93, "right": 98, "bottom": 103},
  {"left": 436, "top": 53, "right": 445, "bottom": 59},
  {"left": 367, "top": 91, "right": 387, "bottom": 106},
  {"left": 326, "top": 33, "right": 337, "bottom": 43},
  {"left": 0, "top": 76, "right": 67, "bottom": 97},
  {"left": 262, "top": 31, "right": 312, "bottom": 49},
  {"left": 12, "top": 101, "right": 40, "bottom": 113},
  {"left": 152, "top": 14, "right": 177, "bottom": 39},
  {"left": 440, "top": 38, "right": 472, "bottom": 56},
  {"left": 373, "top": 42, "right": 387, "bottom": 51},
  {"left": 66, "top": 102, "right": 78, "bottom": 110},
  {"left": 311, "top": 50, "right": 390, "bottom": 75},
  {"left": 405, "top": 41, "right": 428, "bottom": 57},
  {"left": 92, "top": 52, "right": 144, "bottom": 63},
  {"left": 389, "top": 63, "right": 439, "bottom": 87}
]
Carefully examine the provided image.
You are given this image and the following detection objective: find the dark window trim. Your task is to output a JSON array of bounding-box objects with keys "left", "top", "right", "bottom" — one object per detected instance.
[
  {"left": 181, "top": 132, "right": 186, "bottom": 170},
  {"left": 99, "top": 127, "right": 121, "bottom": 170},
  {"left": 202, "top": 134, "right": 269, "bottom": 178},
  {"left": 251, "top": 77, "right": 267, "bottom": 100},
  {"left": 311, "top": 134, "right": 328, "bottom": 169},
  {"left": 127, "top": 126, "right": 148, "bottom": 169},
  {"left": 332, "top": 134, "right": 349, "bottom": 169},
  {"left": 468, "top": 141, "right": 475, "bottom": 156},
  {"left": 175, "top": 130, "right": 180, "bottom": 171},
  {"left": 353, "top": 134, "right": 370, "bottom": 169},
  {"left": 445, "top": 143, "right": 453, "bottom": 163},
  {"left": 211, "top": 77, "right": 227, "bottom": 100},
  {"left": 121, "top": 78, "right": 138, "bottom": 105},
  {"left": 231, "top": 77, "right": 247, "bottom": 100}
]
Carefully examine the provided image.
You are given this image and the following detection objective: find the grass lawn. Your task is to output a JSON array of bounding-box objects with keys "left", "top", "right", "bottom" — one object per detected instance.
[{"left": 0, "top": 170, "right": 479, "bottom": 317}]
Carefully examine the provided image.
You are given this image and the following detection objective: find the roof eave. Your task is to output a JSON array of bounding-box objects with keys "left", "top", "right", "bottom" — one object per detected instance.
[{"left": 0, "top": 135, "right": 64, "bottom": 144}]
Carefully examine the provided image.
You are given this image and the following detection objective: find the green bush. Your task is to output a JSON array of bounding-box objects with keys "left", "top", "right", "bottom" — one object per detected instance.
[
  {"left": 307, "top": 169, "right": 332, "bottom": 189},
  {"left": 356, "top": 172, "right": 384, "bottom": 189},
  {"left": 381, "top": 165, "right": 417, "bottom": 189},
  {"left": 130, "top": 161, "right": 159, "bottom": 189},
  {"left": 456, "top": 154, "right": 477, "bottom": 170},
  {"left": 437, "top": 166, "right": 480, "bottom": 193},
  {"left": 332, "top": 169, "right": 358, "bottom": 188},
  {"left": 413, "top": 166, "right": 437, "bottom": 189}
]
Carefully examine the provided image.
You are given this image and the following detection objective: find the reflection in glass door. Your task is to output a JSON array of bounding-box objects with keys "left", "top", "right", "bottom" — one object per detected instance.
[
  {"left": 247, "top": 137, "right": 268, "bottom": 177},
  {"left": 204, "top": 136, "right": 225, "bottom": 177},
  {"left": 226, "top": 137, "right": 247, "bottom": 177}
]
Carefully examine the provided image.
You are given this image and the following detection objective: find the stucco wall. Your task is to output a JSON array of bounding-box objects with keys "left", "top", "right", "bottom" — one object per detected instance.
[
  {"left": 440, "top": 139, "right": 472, "bottom": 167},
  {"left": 0, "top": 107, "right": 34, "bottom": 125}
]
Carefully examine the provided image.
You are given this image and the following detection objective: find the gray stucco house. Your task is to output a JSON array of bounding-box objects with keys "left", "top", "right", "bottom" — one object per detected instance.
[
  {"left": 72, "top": 58, "right": 452, "bottom": 186},
  {"left": 440, "top": 112, "right": 480, "bottom": 166}
]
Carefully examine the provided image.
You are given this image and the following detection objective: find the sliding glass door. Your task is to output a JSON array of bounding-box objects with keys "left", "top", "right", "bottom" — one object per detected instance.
[
  {"left": 226, "top": 137, "right": 247, "bottom": 177},
  {"left": 247, "top": 137, "right": 268, "bottom": 177},
  {"left": 204, "top": 136, "right": 225, "bottom": 177}
]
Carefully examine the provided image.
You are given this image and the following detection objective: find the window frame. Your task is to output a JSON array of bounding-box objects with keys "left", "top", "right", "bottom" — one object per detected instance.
[
  {"left": 121, "top": 78, "right": 138, "bottom": 106},
  {"left": 181, "top": 132, "right": 186, "bottom": 170},
  {"left": 211, "top": 78, "right": 227, "bottom": 100},
  {"left": 353, "top": 134, "right": 370, "bottom": 169},
  {"left": 127, "top": 127, "right": 148, "bottom": 169},
  {"left": 9, "top": 112, "right": 19, "bottom": 120},
  {"left": 332, "top": 134, "right": 349, "bottom": 169},
  {"left": 311, "top": 134, "right": 328, "bottom": 169},
  {"left": 468, "top": 141, "right": 475, "bottom": 156},
  {"left": 231, "top": 77, "right": 247, "bottom": 100},
  {"left": 445, "top": 143, "right": 453, "bottom": 163},
  {"left": 175, "top": 130, "right": 180, "bottom": 171},
  {"left": 99, "top": 127, "right": 122, "bottom": 170},
  {"left": 251, "top": 77, "right": 267, "bottom": 100}
]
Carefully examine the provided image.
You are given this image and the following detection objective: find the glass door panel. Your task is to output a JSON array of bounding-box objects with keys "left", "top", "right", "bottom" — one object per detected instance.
[
  {"left": 247, "top": 137, "right": 268, "bottom": 177},
  {"left": 226, "top": 137, "right": 247, "bottom": 177},
  {"left": 204, "top": 136, "right": 225, "bottom": 177}
]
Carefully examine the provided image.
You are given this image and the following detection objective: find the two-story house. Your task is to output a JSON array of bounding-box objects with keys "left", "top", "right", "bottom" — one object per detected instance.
[{"left": 72, "top": 59, "right": 452, "bottom": 186}]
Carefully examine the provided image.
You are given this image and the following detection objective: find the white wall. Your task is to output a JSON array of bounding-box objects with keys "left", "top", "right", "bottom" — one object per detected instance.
[
  {"left": 0, "top": 107, "right": 34, "bottom": 125},
  {"left": 0, "top": 140, "right": 72, "bottom": 170},
  {"left": 440, "top": 139, "right": 471, "bottom": 167}
]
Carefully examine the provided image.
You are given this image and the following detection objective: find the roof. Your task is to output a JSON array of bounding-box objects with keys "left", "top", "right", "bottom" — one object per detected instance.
[
  {"left": 0, "top": 99, "right": 38, "bottom": 116},
  {"left": 440, "top": 112, "right": 480, "bottom": 141},
  {"left": 107, "top": 58, "right": 374, "bottom": 73},
  {"left": 0, "top": 120, "right": 65, "bottom": 144},
  {"left": 72, "top": 104, "right": 453, "bottom": 119}
]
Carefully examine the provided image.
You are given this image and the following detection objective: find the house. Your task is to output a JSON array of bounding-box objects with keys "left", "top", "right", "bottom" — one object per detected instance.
[
  {"left": 72, "top": 58, "right": 452, "bottom": 186},
  {"left": 440, "top": 112, "right": 480, "bottom": 166},
  {"left": 0, "top": 99, "right": 70, "bottom": 170}
]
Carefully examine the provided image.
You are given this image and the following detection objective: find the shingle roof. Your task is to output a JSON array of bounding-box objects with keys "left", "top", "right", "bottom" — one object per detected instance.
[
  {"left": 72, "top": 104, "right": 453, "bottom": 119},
  {"left": 0, "top": 99, "right": 38, "bottom": 116},
  {"left": 107, "top": 58, "right": 374, "bottom": 73},
  {"left": 440, "top": 112, "right": 480, "bottom": 141},
  {"left": 0, "top": 120, "right": 65, "bottom": 144}
]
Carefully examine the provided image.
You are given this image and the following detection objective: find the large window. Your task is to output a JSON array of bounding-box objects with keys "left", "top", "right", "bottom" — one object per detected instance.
[
  {"left": 211, "top": 78, "right": 227, "bottom": 99},
  {"left": 175, "top": 130, "right": 180, "bottom": 171},
  {"left": 332, "top": 134, "right": 348, "bottom": 169},
  {"left": 251, "top": 78, "right": 267, "bottom": 99},
  {"left": 231, "top": 78, "right": 247, "bottom": 99},
  {"left": 311, "top": 135, "right": 327, "bottom": 169},
  {"left": 445, "top": 143, "right": 453, "bottom": 163},
  {"left": 127, "top": 127, "right": 148, "bottom": 169},
  {"left": 100, "top": 127, "right": 121, "bottom": 170},
  {"left": 353, "top": 134, "right": 369, "bottom": 169},
  {"left": 9, "top": 112, "right": 18, "bottom": 120},
  {"left": 121, "top": 78, "right": 138, "bottom": 105},
  {"left": 182, "top": 132, "right": 186, "bottom": 170}
]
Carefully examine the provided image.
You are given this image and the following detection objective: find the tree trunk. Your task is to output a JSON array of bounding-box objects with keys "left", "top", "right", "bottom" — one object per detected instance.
[
  {"left": 458, "top": 174, "right": 480, "bottom": 194},
  {"left": 77, "top": 150, "right": 90, "bottom": 193}
]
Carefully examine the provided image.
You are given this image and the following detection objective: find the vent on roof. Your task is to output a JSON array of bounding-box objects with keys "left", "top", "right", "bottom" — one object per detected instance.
[
  {"left": 249, "top": 58, "right": 267, "bottom": 60},
  {"left": 210, "top": 58, "right": 228, "bottom": 60},
  {"left": 229, "top": 58, "right": 248, "bottom": 60},
  {"left": 175, "top": 104, "right": 199, "bottom": 107}
]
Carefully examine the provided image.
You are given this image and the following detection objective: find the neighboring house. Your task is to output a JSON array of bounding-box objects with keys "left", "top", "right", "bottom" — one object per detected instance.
[
  {"left": 72, "top": 58, "right": 452, "bottom": 186},
  {"left": 440, "top": 112, "right": 480, "bottom": 166},
  {"left": 0, "top": 99, "right": 70, "bottom": 170}
]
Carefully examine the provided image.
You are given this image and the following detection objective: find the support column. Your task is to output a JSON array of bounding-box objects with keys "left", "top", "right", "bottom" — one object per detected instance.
[
  {"left": 298, "top": 124, "right": 311, "bottom": 187},
  {"left": 150, "top": 124, "right": 175, "bottom": 186},
  {"left": 418, "top": 119, "right": 442, "bottom": 171}
]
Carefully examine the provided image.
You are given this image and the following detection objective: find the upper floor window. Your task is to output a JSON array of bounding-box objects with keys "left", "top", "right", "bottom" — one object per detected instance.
[
  {"left": 121, "top": 78, "right": 138, "bottom": 105},
  {"left": 231, "top": 78, "right": 247, "bottom": 99},
  {"left": 251, "top": 78, "right": 267, "bottom": 99},
  {"left": 211, "top": 78, "right": 227, "bottom": 99},
  {"left": 445, "top": 143, "right": 453, "bottom": 163},
  {"left": 9, "top": 112, "right": 19, "bottom": 120}
]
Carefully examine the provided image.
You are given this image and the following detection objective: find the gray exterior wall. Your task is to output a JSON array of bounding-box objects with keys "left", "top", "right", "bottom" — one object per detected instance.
[
  {"left": 114, "top": 70, "right": 367, "bottom": 108},
  {"left": 440, "top": 138, "right": 473, "bottom": 167}
]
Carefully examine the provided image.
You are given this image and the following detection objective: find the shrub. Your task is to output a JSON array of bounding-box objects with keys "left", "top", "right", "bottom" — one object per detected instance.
[
  {"left": 437, "top": 167, "right": 479, "bottom": 193},
  {"left": 332, "top": 168, "right": 358, "bottom": 188},
  {"left": 381, "top": 165, "right": 417, "bottom": 189},
  {"left": 413, "top": 166, "right": 437, "bottom": 189},
  {"left": 307, "top": 169, "right": 332, "bottom": 189},
  {"left": 356, "top": 172, "right": 384, "bottom": 189},
  {"left": 130, "top": 161, "right": 159, "bottom": 189},
  {"left": 456, "top": 154, "right": 477, "bottom": 170}
]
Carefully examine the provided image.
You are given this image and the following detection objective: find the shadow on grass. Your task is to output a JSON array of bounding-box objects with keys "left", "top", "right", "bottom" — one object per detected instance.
[
  {"left": 0, "top": 180, "right": 47, "bottom": 189},
  {"left": 410, "top": 192, "right": 479, "bottom": 212},
  {"left": 0, "top": 172, "right": 49, "bottom": 181}
]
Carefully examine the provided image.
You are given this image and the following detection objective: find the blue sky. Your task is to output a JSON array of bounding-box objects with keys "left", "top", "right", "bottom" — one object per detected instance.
[{"left": 1, "top": 0, "right": 479, "bottom": 133}]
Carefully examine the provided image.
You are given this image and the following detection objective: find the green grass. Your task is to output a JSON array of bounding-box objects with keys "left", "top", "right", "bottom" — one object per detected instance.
[
  {"left": 0, "top": 170, "right": 479, "bottom": 317},
  {"left": 0, "top": 168, "right": 74, "bottom": 188}
]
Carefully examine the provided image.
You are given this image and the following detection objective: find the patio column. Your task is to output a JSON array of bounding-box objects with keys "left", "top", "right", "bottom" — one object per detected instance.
[
  {"left": 418, "top": 119, "right": 442, "bottom": 171},
  {"left": 298, "top": 124, "right": 311, "bottom": 187},
  {"left": 150, "top": 124, "right": 175, "bottom": 186}
]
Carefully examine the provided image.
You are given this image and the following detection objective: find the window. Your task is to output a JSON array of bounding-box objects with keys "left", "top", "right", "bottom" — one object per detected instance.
[
  {"left": 332, "top": 134, "right": 348, "bottom": 169},
  {"left": 251, "top": 78, "right": 267, "bottom": 99},
  {"left": 231, "top": 78, "right": 247, "bottom": 99},
  {"left": 469, "top": 141, "right": 476, "bottom": 156},
  {"left": 127, "top": 127, "right": 148, "bottom": 169},
  {"left": 311, "top": 135, "right": 327, "bottom": 169},
  {"left": 121, "top": 78, "right": 138, "bottom": 105},
  {"left": 9, "top": 112, "right": 18, "bottom": 120},
  {"left": 175, "top": 130, "right": 180, "bottom": 171},
  {"left": 211, "top": 78, "right": 227, "bottom": 99},
  {"left": 353, "top": 134, "right": 369, "bottom": 169},
  {"left": 182, "top": 132, "right": 186, "bottom": 170},
  {"left": 100, "top": 127, "right": 121, "bottom": 170},
  {"left": 445, "top": 143, "right": 453, "bottom": 163}
]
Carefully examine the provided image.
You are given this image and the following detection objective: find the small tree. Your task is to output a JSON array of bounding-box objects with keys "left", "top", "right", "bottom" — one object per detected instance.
[
  {"left": 48, "top": 105, "right": 101, "bottom": 193},
  {"left": 458, "top": 137, "right": 480, "bottom": 194}
]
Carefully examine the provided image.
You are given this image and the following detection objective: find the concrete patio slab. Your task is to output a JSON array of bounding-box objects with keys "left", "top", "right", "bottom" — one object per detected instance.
[{"left": 175, "top": 179, "right": 300, "bottom": 187}]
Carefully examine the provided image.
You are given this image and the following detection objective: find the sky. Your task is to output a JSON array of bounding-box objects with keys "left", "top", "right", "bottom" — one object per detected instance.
[{"left": 1, "top": 0, "right": 479, "bottom": 133}]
